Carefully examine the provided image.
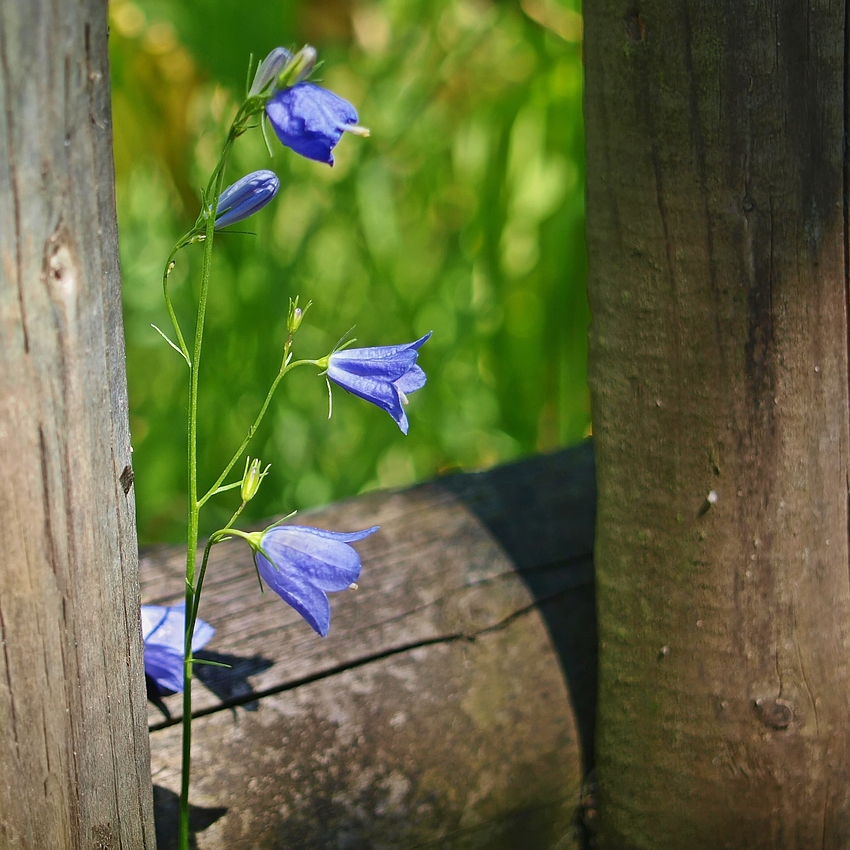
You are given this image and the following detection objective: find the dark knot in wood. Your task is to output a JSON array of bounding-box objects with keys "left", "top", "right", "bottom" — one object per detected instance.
[
  {"left": 623, "top": 12, "right": 646, "bottom": 45},
  {"left": 756, "top": 698, "right": 794, "bottom": 730},
  {"left": 120, "top": 465, "right": 134, "bottom": 495}
]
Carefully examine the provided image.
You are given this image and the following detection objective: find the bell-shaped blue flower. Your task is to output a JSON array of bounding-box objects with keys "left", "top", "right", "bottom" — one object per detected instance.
[
  {"left": 326, "top": 333, "right": 432, "bottom": 434},
  {"left": 215, "top": 170, "right": 279, "bottom": 228},
  {"left": 252, "top": 524, "right": 379, "bottom": 637},
  {"left": 265, "top": 83, "right": 368, "bottom": 165},
  {"left": 141, "top": 603, "right": 215, "bottom": 694}
]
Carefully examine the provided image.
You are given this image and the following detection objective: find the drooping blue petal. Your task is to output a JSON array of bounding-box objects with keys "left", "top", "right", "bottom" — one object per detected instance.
[
  {"left": 330, "top": 334, "right": 432, "bottom": 366},
  {"left": 141, "top": 644, "right": 185, "bottom": 694},
  {"left": 266, "top": 83, "right": 359, "bottom": 165},
  {"left": 141, "top": 605, "right": 169, "bottom": 641},
  {"left": 141, "top": 603, "right": 215, "bottom": 693},
  {"left": 256, "top": 524, "right": 379, "bottom": 637},
  {"left": 263, "top": 525, "right": 375, "bottom": 588},
  {"left": 395, "top": 364, "right": 427, "bottom": 395},
  {"left": 273, "top": 526, "right": 379, "bottom": 544},
  {"left": 256, "top": 550, "right": 332, "bottom": 636},
  {"left": 142, "top": 602, "right": 215, "bottom": 652},
  {"left": 325, "top": 367, "right": 407, "bottom": 425}
]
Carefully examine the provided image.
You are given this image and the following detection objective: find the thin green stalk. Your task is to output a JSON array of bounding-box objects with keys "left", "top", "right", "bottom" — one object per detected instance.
[
  {"left": 174, "top": 97, "right": 272, "bottom": 850},
  {"left": 189, "top": 535, "right": 217, "bottom": 631},
  {"left": 198, "top": 353, "right": 318, "bottom": 508},
  {"left": 188, "top": 503, "right": 245, "bottom": 629},
  {"left": 177, "top": 136, "right": 233, "bottom": 850}
]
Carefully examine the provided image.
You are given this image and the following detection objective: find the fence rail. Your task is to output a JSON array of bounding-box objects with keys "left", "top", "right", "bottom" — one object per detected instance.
[{"left": 144, "top": 441, "right": 597, "bottom": 850}]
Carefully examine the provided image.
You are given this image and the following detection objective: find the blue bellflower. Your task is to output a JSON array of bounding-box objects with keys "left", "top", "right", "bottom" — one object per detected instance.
[
  {"left": 266, "top": 83, "right": 368, "bottom": 165},
  {"left": 251, "top": 524, "right": 379, "bottom": 637},
  {"left": 141, "top": 603, "right": 215, "bottom": 693},
  {"left": 215, "top": 170, "right": 280, "bottom": 228},
  {"left": 326, "top": 333, "right": 432, "bottom": 434}
]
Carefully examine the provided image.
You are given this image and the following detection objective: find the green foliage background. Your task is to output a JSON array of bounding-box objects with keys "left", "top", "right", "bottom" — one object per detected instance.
[{"left": 110, "top": 0, "right": 589, "bottom": 544}]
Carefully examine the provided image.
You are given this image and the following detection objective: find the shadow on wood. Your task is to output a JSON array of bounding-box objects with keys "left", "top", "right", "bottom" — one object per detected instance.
[
  {"left": 143, "top": 441, "right": 596, "bottom": 849},
  {"left": 153, "top": 785, "right": 228, "bottom": 850},
  {"left": 441, "top": 442, "right": 597, "bottom": 774}
]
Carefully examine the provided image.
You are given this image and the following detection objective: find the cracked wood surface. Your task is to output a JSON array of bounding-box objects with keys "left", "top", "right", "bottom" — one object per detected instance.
[
  {"left": 0, "top": 1, "right": 155, "bottom": 847},
  {"left": 144, "top": 442, "right": 596, "bottom": 849}
]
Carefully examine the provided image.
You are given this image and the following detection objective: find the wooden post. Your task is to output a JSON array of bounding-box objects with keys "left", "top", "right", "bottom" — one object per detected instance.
[
  {"left": 0, "top": 1, "right": 155, "bottom": 846},
  {"left": 585, "top": 2, "right": 850, "bottom": 847}
]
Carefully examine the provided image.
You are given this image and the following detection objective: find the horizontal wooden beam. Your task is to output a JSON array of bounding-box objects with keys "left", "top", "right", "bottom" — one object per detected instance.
[{"left": 144, "top": 441, "right": 596, "bottom": 849}]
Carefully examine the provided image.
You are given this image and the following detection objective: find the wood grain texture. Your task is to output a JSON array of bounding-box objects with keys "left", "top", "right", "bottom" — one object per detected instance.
[
  {"left": 585, "top": 3, "right": 850, "bottom": 847},
  {"left": 144, "top": 443, "right": 596, "bottom": 849},
  {"left": 0, "top": 1, "right": 154, "bottom": 847}
]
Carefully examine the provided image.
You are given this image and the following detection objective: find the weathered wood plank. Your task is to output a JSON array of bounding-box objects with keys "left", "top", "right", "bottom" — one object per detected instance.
[
  {"left": 0, "top": 1, "right": 155, "bottom": 846},
  {"left": 144, "top": 442, "right": 596, "bottom": 849},
  {"left": 152, "top": 602, "right": 589, "bottom": 850},
  {"left": 585, "top": 2, "right": 850, "bottom": 846},
  {"left": 142, "top": 443, "right": 595, "bottom": 725}
]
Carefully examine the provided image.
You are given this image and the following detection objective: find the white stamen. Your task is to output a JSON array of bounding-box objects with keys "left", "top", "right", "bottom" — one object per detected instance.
[{"left": 344, "top": 124, "right": 370, "bottom": 137}]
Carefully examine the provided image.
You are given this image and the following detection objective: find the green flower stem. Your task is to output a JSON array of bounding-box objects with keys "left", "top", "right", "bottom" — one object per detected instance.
[
  {"left": 163, "top": 102, "right": 259, "bottom": 377},
  {"left": 177, "top": 214, "right": 215, "bottom": 850},
  {"left": 175, "top": 95, "right": 278, "bottom": 850},
  {"left": 178, "top": 130, "right": 239, "bottom": 850},
  {"left": 188, "top": 528, "right": 225, "bottom": 632},
  {"left": 184, "top": 509, "right": 246, "bottom": 687},
  {"left": 198, "top": 355, "right": 319, "bottom": 508},
  {"left": 223, "top": 500, "right": 249, "bottom": 532}
]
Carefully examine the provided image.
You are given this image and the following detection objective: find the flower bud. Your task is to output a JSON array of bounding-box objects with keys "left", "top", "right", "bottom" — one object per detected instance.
[
  {"left": 287, "top": 297, "right": 311, "bottom": 334},
  {"left": 215, "top": 170, "right": 279, "bottom": 229},
  {"left": 241, "top": 457, "right": 270, "bottom": 503},
  {"left": 249, "top": 47, "right": 293, "bottom": 98},
  {"left": 276, "top": 45, "right": 318, "bottom": 89}
]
